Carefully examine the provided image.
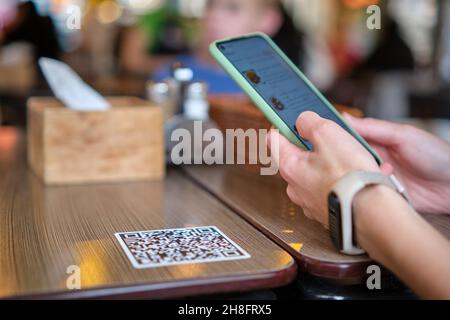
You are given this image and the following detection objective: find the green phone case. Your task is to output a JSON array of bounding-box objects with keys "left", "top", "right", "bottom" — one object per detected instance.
[{"left": 209, "top": 32, "right": 382, "bottom": 164}]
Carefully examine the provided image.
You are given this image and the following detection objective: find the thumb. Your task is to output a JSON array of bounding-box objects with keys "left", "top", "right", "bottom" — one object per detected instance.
[
  {"left": 296, "top": 111, "right": 345, "bottom": 149},
  {"left": 295, "top": 111, "right": 326, "bottom": 145}
]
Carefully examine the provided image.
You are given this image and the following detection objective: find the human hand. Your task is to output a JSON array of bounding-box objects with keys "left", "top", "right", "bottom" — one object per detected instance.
[
  {"left": 344, "top": 114, "right": 450, "bottom": 214},
  {"left": 267, "top": 112, "right": 381, "bottom": 228}
]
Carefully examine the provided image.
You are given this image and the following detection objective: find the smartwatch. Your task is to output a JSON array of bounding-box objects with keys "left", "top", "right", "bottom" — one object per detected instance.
[{"left": 328, "top": 172, "right": 410, "bottom": 255}]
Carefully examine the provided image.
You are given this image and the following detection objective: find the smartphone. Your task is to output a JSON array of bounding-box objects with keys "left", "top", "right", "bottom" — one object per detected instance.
[{"left": 210, "top": 32, "right": 382, "bottom": 165}]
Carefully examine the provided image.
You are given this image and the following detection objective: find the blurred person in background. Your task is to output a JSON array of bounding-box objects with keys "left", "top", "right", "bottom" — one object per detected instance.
[
  {"left": 363, "top": 20, "right": 414, "bottom": 120},
  {"left": 0, "top": 0, "right": 61, "bottom": 61},
  {"left": 352, "top": 18, "right": 414, "bottom": 75},
  {"left": 342, "top": 15, "right": 415, "bottom": 119},
  {"left": 116, "top": 5, "right": 190, "bottom": 77},
  {"left": 0, "top": 0, "right": 60, "bottom": 127},
  {"left": 135, "top": 0, "right": 304, "bottom": 94}
]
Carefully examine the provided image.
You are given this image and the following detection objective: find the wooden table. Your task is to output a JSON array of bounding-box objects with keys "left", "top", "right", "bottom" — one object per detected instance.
[
  {"left": 183, "top": 165, "right": 450, "bottom": 283},
  {"left": 0, "top": 128, "right": 296, "bottom": 299}
]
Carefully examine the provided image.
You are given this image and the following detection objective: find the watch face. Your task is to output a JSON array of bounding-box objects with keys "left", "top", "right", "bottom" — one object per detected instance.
[{"left": 328, "top": 192, "right": 343, "bottom": 251}]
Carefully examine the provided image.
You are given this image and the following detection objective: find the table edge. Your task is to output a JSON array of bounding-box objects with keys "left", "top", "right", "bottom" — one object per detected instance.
[
  {"left": 182, "top": 168, "right": 372, "bottom": 283},
  {"left": 3, "top": 261, "right": 297, "bottom": 300}
]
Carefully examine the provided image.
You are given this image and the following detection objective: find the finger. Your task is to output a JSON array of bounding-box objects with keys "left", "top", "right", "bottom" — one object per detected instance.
[
  {"left": 369, "top": 143, "right": 390, "bottom": 161},
  {"left": 269, "top": 129, "right": 308, "bottom": 185},
  {"left": 266, "top": 126, "right": 277, "bottom": 147},
  {"left": 295, "top": 111, "right": 322, "bottom": 143},
  {"left": 302, "top": 208, "right": 313, "bottom": 220},
  {"left": 296, "top": 111, "right": 346, "bottom": 150},
  {"left": 343, "top": 113, "right": 403, "bottom": 147},
  {"left": 380, "top": 162, "right": 394, "bottom": 175},
  {"left": 268, "top": 128, "right": 307, "bottom": 166},
  {"left": 286, "top": 185, "right": 300, "bottom": 205}
]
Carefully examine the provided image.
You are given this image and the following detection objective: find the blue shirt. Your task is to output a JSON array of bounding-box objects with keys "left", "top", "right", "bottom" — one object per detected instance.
[{"left": 152, "top": 55, "right": 243, "bottom": 94}]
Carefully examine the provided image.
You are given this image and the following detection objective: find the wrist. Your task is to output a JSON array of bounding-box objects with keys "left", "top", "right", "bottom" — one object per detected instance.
[
  {"left": 352, "top": 184, "right": 403, "bottom": 257},
  {"left": 353, "top": 184, "right": 394, "bottom": 215},
  {"left": 328, "top": 171, "right": 411, "bottom": 255}
]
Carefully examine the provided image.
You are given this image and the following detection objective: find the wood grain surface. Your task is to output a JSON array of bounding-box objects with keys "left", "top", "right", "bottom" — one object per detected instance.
[
  {"left": 0, "top": 128, "right": 296, "bottom": 299},
  {"left": 27, "top": 97, "right": 165, "bottom": 185},
  {"left": 183, "top": 165, "right": 450, "bottom": 283}
]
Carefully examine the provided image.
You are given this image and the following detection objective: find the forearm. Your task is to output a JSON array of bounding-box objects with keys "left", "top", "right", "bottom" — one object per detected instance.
[{"left": 354, "top": 185, "right": 450, "bottom": 299}]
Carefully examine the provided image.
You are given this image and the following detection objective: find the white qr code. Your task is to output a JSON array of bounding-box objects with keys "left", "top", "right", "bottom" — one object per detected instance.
[{"left": 115, "top": 226, "right": 251, "bottom": 269}]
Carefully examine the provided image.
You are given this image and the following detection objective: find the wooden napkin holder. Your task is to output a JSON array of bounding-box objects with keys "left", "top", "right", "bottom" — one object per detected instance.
[{"left": 27, "top": 97, "right": 165, "bottom": 185}]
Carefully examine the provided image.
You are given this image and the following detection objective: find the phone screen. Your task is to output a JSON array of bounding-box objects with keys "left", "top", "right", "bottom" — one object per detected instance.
[{"left": 217, "top": 35, "right": 361, "bottom": 152}]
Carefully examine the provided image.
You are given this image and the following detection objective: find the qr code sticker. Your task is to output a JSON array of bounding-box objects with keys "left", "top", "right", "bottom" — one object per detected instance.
[{"left": 115, "top": 226, "right": 251, "bottom": 269}]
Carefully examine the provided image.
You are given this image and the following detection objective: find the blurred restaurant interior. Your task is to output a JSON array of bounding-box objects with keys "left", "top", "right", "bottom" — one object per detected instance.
[{"left": 0, "top": 0, "right": 449, "bottom": 137}]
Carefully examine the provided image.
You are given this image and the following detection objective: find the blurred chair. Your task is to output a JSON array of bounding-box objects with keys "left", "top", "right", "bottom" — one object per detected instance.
[
  {"left": 0, "top": 42, "right": 36, "bottom": 126},
  {"left": 0, "top": 43, "right": 36, "bottom": 94}
]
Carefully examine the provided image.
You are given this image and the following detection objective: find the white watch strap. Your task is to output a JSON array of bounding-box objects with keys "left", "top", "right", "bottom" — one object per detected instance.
[{"left": 331, "top": 171, "right": 404, "bottom": 255}]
